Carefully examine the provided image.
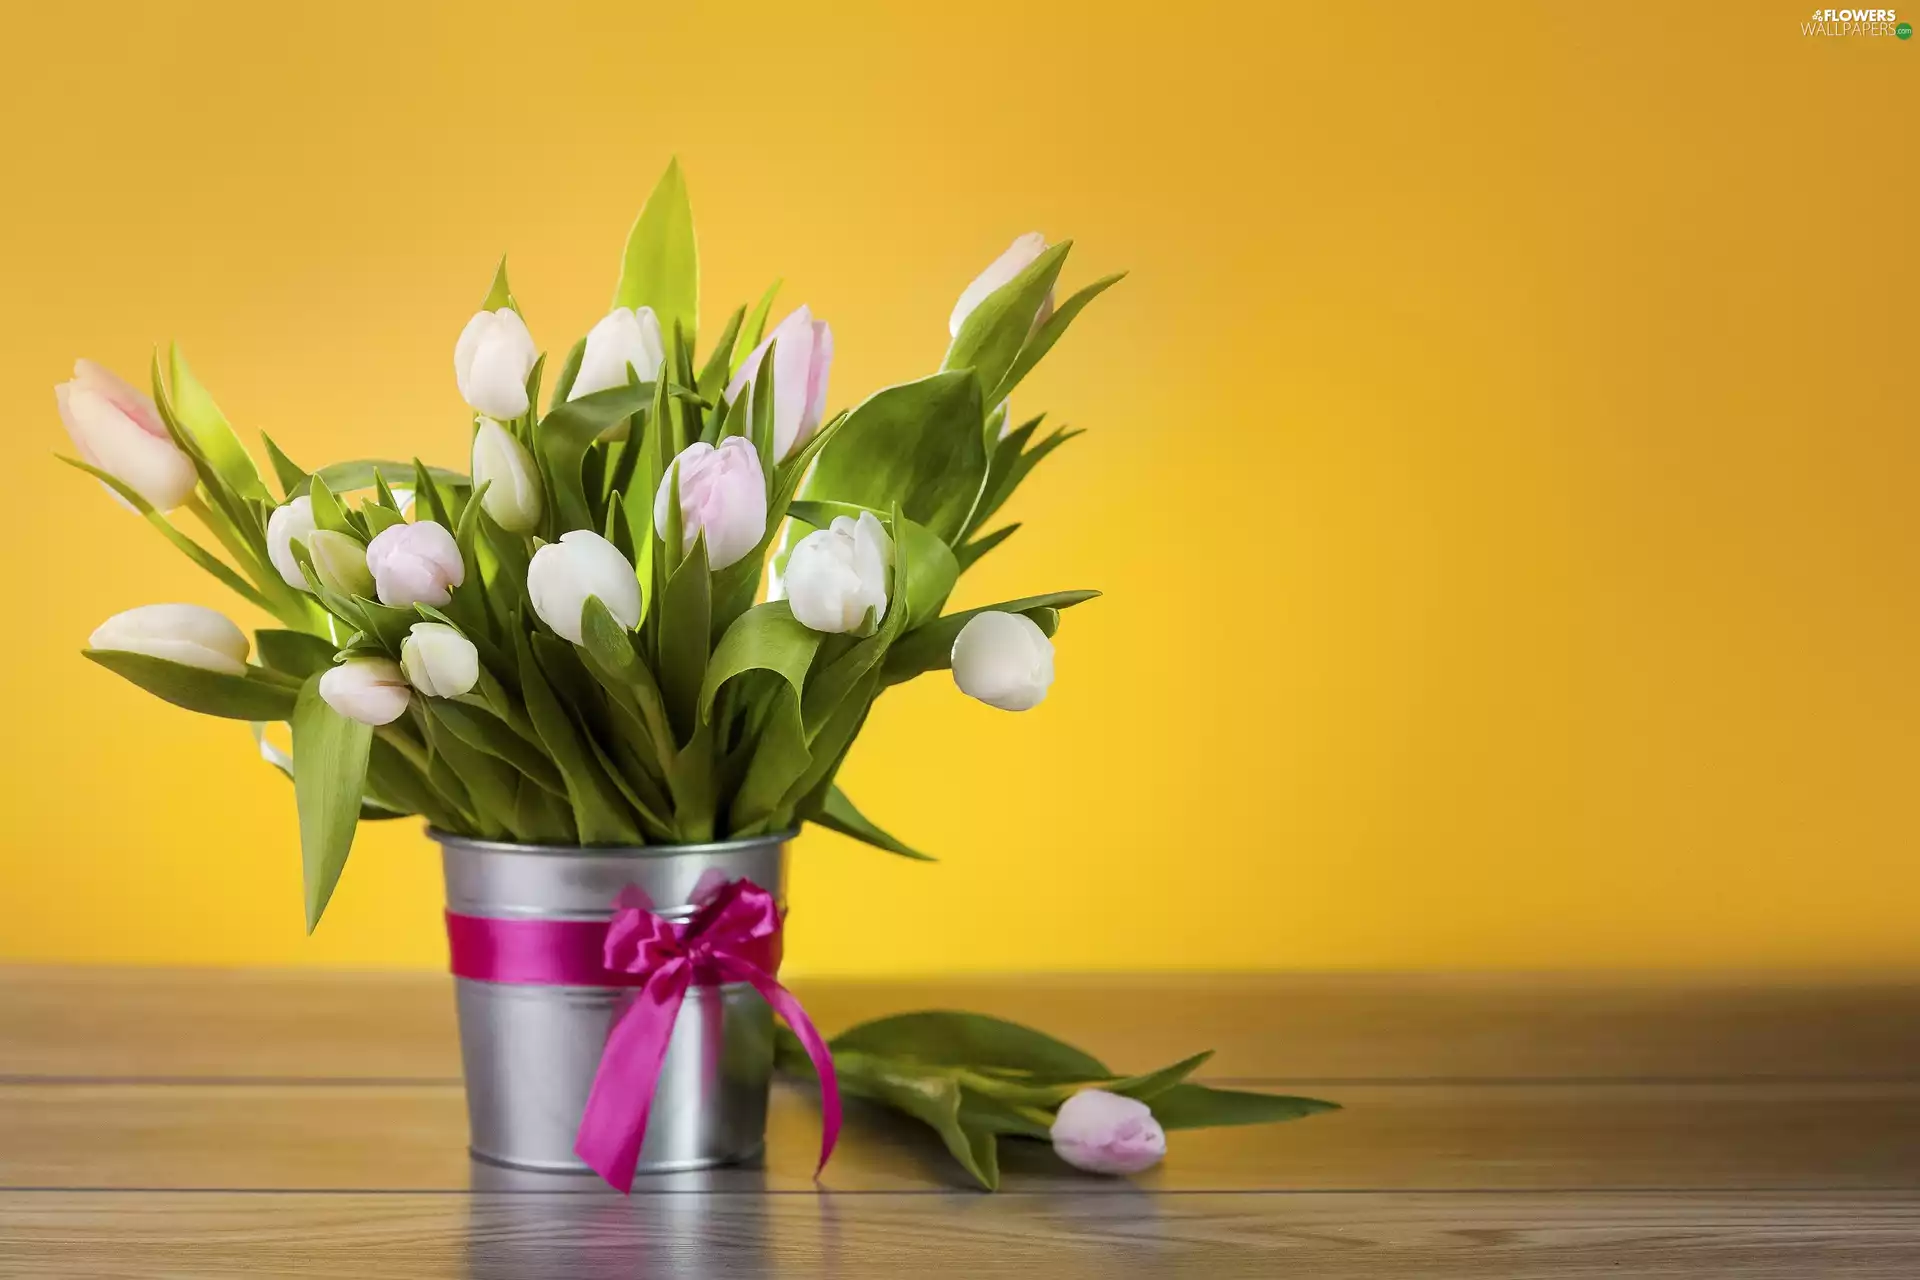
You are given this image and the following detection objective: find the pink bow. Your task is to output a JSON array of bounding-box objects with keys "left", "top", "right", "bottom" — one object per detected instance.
[{"left": 573, "top": 878, "right": 841, "bottom": 1193}]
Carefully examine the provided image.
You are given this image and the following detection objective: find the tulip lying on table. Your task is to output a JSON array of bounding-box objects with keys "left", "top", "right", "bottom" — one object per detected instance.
[{"left": 775, "top": 1011, "right": 1337, "bottom": 1189}]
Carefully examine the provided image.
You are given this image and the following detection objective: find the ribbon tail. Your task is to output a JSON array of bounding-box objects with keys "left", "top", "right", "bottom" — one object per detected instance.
[
  {"left": 718, "top": 957, "right": 841, "bottom": 1176},
  {"left": 574, "top": 964, "right": 691, "bottom": 1193}
]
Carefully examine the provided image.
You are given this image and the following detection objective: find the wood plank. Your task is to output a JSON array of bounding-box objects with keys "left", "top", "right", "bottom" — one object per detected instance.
[
  {"left": 3, "top": 1080, "right": 1916, "bottom": 1193},
  {"left": 3, "top": 1191, "right": 1918, "bottom": 1279},
  {"left": 6, "top": 968, "right": 1919, "bottom": 1082}
]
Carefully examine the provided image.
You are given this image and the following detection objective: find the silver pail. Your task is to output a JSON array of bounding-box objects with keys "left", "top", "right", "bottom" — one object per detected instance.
[{"left": 432, "top": 829, "right": 793, "bottom": 1175}]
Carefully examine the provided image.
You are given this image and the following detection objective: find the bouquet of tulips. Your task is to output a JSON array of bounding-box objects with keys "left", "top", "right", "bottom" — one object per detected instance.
[{"left": 59, "top": 160, "right": 1110, "bottom": 929}]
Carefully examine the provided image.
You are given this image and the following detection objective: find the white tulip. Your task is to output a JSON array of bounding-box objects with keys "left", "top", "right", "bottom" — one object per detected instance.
[
  {"left": 950, "top": 611, "right": 1054, "bottom": 711},
  {"left": 266, "top": 497, "right": 319, "bottom": 590},
  {"left": 453, "top": 308, "right": 538, "bottom": 420},
  {"left": 527, "top": 530, "right": 642, "bottom": 645},
  {"left": 306, "top": 530, "right": 375, "bottom": 598},
  {"left": 470, "top": 418, "right": 543, "bottom": 534},
  {"left": 400, "top": 623, "right": 479, "bottom": 698},
  {"left": 950, "top": 232, "right": 1054, "bottom": 338},
  {"left": 1050, "top": 1090, "right": 1166, "bottom": 1176},
  {"left": 569, "top": 307, "right": 666, "bottom": 400},
  {"left": 365, "top": 521, "right": 464, "bottom": 608},
  {"left": 652, "top": 438, "right": 768, "bottom": 571},
  {"left": 785, "top": 513, "right": 892, "bottom": 634},
  {"left": 56, "top": 359, "right": 198, "bottom": 511},
  {"left": 318, "top": 658, "right": 411, "bottom": 726},
  {"left": 89, "top": 604, "right": 250, "bottom": 676}
]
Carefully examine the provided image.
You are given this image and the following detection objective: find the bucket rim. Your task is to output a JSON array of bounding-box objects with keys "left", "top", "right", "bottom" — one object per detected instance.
[{"left": 426, "top": 826, "right": 800, "bottom": 860}]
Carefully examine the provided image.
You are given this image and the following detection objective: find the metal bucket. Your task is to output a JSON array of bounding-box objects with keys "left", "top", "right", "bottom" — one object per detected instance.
[{"left": 433, "top": 829, "right": 792, "bottom": 1175}]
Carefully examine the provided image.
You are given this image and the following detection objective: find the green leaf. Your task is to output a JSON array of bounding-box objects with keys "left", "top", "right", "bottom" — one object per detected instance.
[
  {"left": 1147, "top": 1084, "right": 1341, "bottom": 1130},
  {"left": 512, "top": 774, "right": 578, "bottom": 843},
  {"left": 515, "top": 628, "right": 643, "bottom": 844},
  {"left": 733, "top": 278, "right": 782, "bottom": 374},
  {"left": 305, "top": 474, "right": 359, "bottom": 539},
  {"left": 417, "top": 708, "right": 515, "bottom": 838},
  {"left": 57, "top": 456, "right": 279, "bottom": 615},
  {"left": 957, "top": 1088, "right": 1052, "bottom": 1140},
  {"left": 535, "top": 381, "right": 652, "bottom": 533},
  {"left": 954, "top": 523, "right": 1019, "bottom": 574},
  {"left": 882, "top": 590, "right": 1100, "bottom": 683},
  {"left": 578, "top": 597, "right": 674, "bottom": 758},
  {"left": 291, "top": 674, "right": 373, "bottom": 931},
  {"left": 361, "top": 503, "right": 405, "bottom": 537},
  {"left": 411, "top": 457, "right": 455, "bottom": 529},
  {"left": 658, "top": 535, "right": 710, "bottom": 742},
  {"left": 800, "top": 371, "right": 986, "bottom": 545},
  {"left": 987, "top": 271, "right": 1125, "bottom": 406},
  {"left": 787, "top": 500, "right": 956, "bottom": 628},
  {"left": 254, "top": 629, "right": 339, "bottom": 679},
  {"left": 612, "top": 158, "right": 698, "bottom": 344},
  {"left": 428, "top": 700, "right": 566, "bottom": 796},
  {"left": 168, "top": 346, "right": 269, "bottom": 504},
  {"left": 830, "top": 1049, "right": 1001, "bottom": 1191},
  {"left": 813, "top": 784, "right": 933, "bottom": 860},
  {"left": 698, "top": 601, "right": 820, "bottom": 723},
  {"left": 942, "top": 241, "right": 1071, "bottom": 400},
  {"left": 480, "top": 254, "right": 517, "bottom": 313},
  {"left": 696, "top": 304, "right": 745, "bottom": 402},
  {"left": 1105, "top": 1051, "right": 1215, "bottom": 1103},
  {"left": 968, "top": 425, "right": 1084, "bottom": 541},
  {"left": 260, "top": 433, "right": 309, "bottom": 499},
  {"left": 830, "top": 1011, "right": 1110, "bottom": 1077},
  {"left": 664, "top": 719, "right": 719, "bottom": 841},
  {"left": 549, "top": 337, "right": 588, "bottom": 413},
  {"left": 364, "top": 735, "right": 459, "bottom": 830},
  {"left": 83, "top": 650, "right": 297, "bottom": 721},
  {"left": 296, "top": 460, "right": 469, "bottom": 499},
  {"left": 729, "top": 690, "right": 810, "bottom": 832}
]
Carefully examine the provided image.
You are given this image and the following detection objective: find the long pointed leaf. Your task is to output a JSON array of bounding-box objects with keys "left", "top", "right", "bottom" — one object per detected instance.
[{"left": 292, "top": 674, "right": 373, "bottom": 931}]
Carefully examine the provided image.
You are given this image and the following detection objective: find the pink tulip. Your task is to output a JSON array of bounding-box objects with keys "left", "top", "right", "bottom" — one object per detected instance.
[
  {"left": 56, "top": 360, "right": 197, "bottom": 511},
  {"left": 726, "top": 306, "right": 833, "bottom": 462},
  {"left": 365, "top": 520, "right": 465, "bottom": 608},
  {"left": 653, "top": 437, "right": 768, "bottom": 572},
  {"left": 1050, "top": 1090, "right": 1167, "bottom": 1176},
  {"left": 949, "top": 232, "right": 1055, "bottom": 339}
]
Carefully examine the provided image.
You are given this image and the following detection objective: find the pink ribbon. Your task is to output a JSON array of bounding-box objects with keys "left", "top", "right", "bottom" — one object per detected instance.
[{"left": 444, "top": 878, "right": 840, "bottom": 1194}]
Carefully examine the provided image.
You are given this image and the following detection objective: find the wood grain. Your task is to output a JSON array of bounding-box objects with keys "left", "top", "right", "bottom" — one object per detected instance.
[
  {"left": 2, "top": 1080, "right": 1916, "bottom": 1193},
  {"left": 2, "top": 968, "right": 1917, "bottom": 1275},
  {"left": 6, "top": 967, "right": 1919, "bottom": 1082},
  {"left": 3, "top": 1192, "right": 1919, "bottom": 1280}
]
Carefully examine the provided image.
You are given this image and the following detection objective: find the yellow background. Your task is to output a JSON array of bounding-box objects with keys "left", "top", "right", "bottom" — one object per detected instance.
[{"left": 2, "top": 2, "right": 1914, "bottom": 974}]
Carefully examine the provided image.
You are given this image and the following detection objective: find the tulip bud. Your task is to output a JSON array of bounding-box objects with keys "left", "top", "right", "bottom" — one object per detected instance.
[
  {"left": 88, "top": 603, "right": 250, "bottom": 676},
  {"left": 526, "top": 530, "right": 643, "bottom": 645},
  {"left": 951, "top": 611, "right": 1054, "bottom": 711},
  {"left": 365, "top": 521, "right": 465, "bottom": 608},
  {"left": 453, "top": 308, "right": 538, "bottom": 420},
  {"left": 569, "top": 307, "right": 666, "bottom": 400},
  {"left": 949, "top": 233, "right": 1054, "bottom": 338},
  {"left": 318, "top": 657, "right": 411, "bottom": 726},
  {"left": 470, "top": 418, "right": 544, "bottom": 534},
  {"left": 785, "top": 512, "right": 893, "bottom": 635},
  {"left": 1050, "top": 1090, "right": 1167, "bottom": 1176},
  {"left": 56, "top": 359, "right": 198, "bottom": 512},
  {"left": 652, "top": 438, "right": 768, "bottom": 571},
  {"left": 726, "top": 306, "right": 833, "bottom": 462},
  {"left": 266, "top": 497, "right": 319, "bottom": 591},
  {"left": 399, "top": 622, "right": 479, "bottom": 698},
  {"left": 306, "top": 530, "right": 376, "bottom": 599}
]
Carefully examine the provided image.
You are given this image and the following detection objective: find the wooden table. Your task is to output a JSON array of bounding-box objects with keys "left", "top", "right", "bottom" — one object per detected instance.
[{"left": 2, "top": 969, "right": 1917, "bottom": 1277}]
